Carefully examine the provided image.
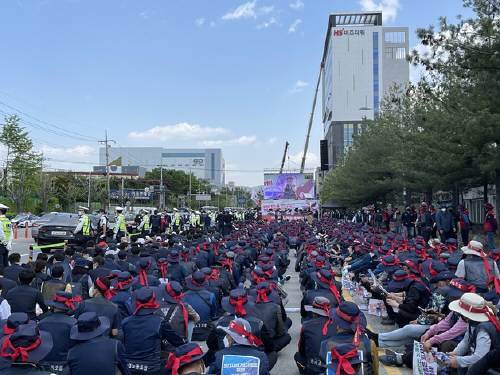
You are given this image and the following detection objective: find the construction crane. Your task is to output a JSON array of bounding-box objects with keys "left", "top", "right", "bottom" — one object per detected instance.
[
  {"left": 279, "top": 141, "right": 290, "bottom": 174},
  {"left": 300, "top": 64, "right": 323, "bottom": 173}
]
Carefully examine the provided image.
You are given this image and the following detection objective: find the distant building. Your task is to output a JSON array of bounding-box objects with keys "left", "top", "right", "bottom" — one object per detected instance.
[
  {"left": 321, "top": 11, "right": 409, "bottom": 169},
  {"left": 92, "top": 165, "right": 147, "bottom": 178},
  {"left": 98, "top": 147, "right": 225, "bottom": 187}
]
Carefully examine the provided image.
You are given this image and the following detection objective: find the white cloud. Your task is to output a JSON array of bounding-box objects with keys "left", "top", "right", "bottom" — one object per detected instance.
[
  {"left": 267, "top": 137, "right": 277, "bottom": 145},
  {"left": 195, "top": 18, "right": 205, "bottom": 27},
  {"left": 359, "top": 0, "right": 400, "bottom": 23},
  {"left": 289, "top": 0, "right": 304, "bottom": 10},
  {"left": 128, "top": 123, "right": 228, "bottom": 141},
  {"left": 139, "top": 10, "right": 153, "bottom": 20},
  {"left": 288, "top": 18, "right": 302, "bottom": 33},
  {"left": 257, "top": 17, "right": 277, "bottom": 29},
  {"left": 40, "top": 145, "right": 96, "bottom": 159},
  {"left": 222, "top": 1, "right": 257, "bottom": 20},
  {"left": 209, "top": 21, "right": 216, "bottom": 27},
  {"left": 289, "top": 80, "right": 308, "bottom": 94},
  {"left": 259, "top": 5, "right": 274, "bottom": 14},
  {"left": 202, "top": 135, "right": 257, "bottom": 147},
  {"left": 288, "top": 151, "right": 319, "bottom": 168}
]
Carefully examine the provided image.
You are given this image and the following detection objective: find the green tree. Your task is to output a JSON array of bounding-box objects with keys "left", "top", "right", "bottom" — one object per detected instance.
[{"left": 0, "top": 115, "right": 42, "bottom": 211}]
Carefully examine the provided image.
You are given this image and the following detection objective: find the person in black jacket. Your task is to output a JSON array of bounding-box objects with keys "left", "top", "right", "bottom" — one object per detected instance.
[
  {"left": 6, "top": 269, "right": 47, "bottom": 320},
  {"left": 66, "top": 312, "right": 130, "bottom": 375},
  {"left": 3, "top": 252, "right": 24, "bottom": 283}
]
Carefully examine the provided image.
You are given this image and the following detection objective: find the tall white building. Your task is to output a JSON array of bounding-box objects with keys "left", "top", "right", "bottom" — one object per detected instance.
[
  {"left": 321, "top": 11, "right": 409, "bottom": 168},
  {"left": 98, "top": 147, "right": 225, "bottom": 187}
]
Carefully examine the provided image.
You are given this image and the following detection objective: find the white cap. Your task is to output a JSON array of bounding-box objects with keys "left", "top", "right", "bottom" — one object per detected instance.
[
  {"left": 173, "top": 208, "right": 178, "bottom": 212},
  {"left": 78, "top": 206, "right": 89, "bottom": 211},
  {"left": 115, "top": 206, "right": 124, "bottom": 211},
  {"left": 0, "top": 204, "right": 9, "bottom": 209},
  {"left": 195, "top": 211, "right": 200, "bottom": 214}
]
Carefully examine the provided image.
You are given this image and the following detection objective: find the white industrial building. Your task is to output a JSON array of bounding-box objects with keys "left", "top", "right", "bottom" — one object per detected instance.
[
  {"left": 98, "top": 147, "right": 225, "bottom": 187},
  {"left": 321, "top": 11, "right": 409, "bottom": 168}
]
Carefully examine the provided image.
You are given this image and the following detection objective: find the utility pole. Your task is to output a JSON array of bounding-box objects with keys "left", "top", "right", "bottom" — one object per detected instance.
[
  {"left": 87, "top": 171, "right": 92, "bottom": 209},
  {"left": 157, "top": 162, "right": 165, "bottom": 209},
  {"left": 98, "top": 130, "right": 116, "bottom": 211},
  {"left": 188, "top": 169, "right": 192, "bottom": 209}
]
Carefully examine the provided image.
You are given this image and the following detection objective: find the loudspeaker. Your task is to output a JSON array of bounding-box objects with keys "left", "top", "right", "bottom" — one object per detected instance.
[{"left": 320, "top": 140, "right": 329, "bottom": 171}]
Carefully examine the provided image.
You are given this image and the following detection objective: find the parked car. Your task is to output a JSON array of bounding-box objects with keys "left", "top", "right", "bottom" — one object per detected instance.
[
  {"left": 11, "top": 214, "right": 39, "bottom": 228},
  {"left": 32, "top": 212, "right": 99, "bottom": 252}
]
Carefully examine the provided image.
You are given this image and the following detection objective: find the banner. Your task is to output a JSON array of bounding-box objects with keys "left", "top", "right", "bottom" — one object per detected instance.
[
  {"left": 263, "top": 173, "right": 315, "bottom": 200},
  {"left": 412, "top": 341, "right": 437, "bottom": 375},
  {"left": 222, "top": 355, "right": 260, "bottom": 375},
  {"left": 261, "top": 199, "right": 318, "bottom": 220}
]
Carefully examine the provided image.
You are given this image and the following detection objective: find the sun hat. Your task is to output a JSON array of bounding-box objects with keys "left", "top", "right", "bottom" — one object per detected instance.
[
  {"left": 70, "top": 312, "right": 110, "bottom": 341},
  {"left": 304, "top": 296, "right": 332, "bottom": 317},
  {"left": 165, "top": 342, "right": 205, "bottom": 375},
  {"left": 461, "top": 240, "right": 484, "bottom": 257},
  {"left": 0, "top": 323, "right": 53, "bottom": 363},
  {"left": 449, "top": 293, "right": 500, "bottom": 329},
  {"left": 185, "top": 271, "right": 208, "bottom": 291},
  {"left": 221, "top": 289, "right": 251, "bottom": 316},
  {"left": 46, "top": 291, "right": 82, "bottom": 312},
  {"left": 133, "top": 287, "right": 160, "bottom": 315},
  {"left": 218, "top": 318, "right": 263, "bottom": 347},
  {"left": 330, "top": 301, "right": 367, "bottom": 345},
  {"left": 320, "top": 342, "right": 362, "bottom": 375},
  {"left": 0, "top": 313, "right": 30, "bottom": 338},
  {"left": 430, "top": 270, "right": 455, "bottom": 284}
]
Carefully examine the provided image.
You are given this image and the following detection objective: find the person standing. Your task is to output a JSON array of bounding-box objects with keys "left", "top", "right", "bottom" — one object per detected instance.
[
  {"left": 483, "top": 203, "right": 497, "bottom": 250},
  {"left": 401, "top": 207, "right": 415, "bottom": 239},
  {"left": 0, "top": 204, "right": 12, "bottom": 274},
  {"left": 98, "top": 208, "right": 109, "bottom": 240},
  {"left": 436, "top": 205, "right": 456, "bottom": 242},
  {"left": 114, "top": 207, "right": 127, "bottom": 241},
  {"left": 458, "top": 205, "right": 471, "bottom": 246},
  {"left": 74, "top": 206, "right": 92, "bottom": 246}
]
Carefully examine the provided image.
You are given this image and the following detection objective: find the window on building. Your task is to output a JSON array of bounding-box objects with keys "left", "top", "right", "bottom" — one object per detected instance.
[
  {"left": 384, "top": 31, "right": 405, "bottom": 43},
  {"left": 343, "top": 123, "right": 354, "bottom": 152},
  {"left": 384, "top": 47, "right": 406, "bottom": 60}
]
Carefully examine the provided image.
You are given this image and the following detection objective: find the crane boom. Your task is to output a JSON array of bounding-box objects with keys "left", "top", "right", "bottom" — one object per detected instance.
[
  {"left": 279, "top": 141, "right": 290, "bottom": 174},
  {"left": 300, "top": 65, "right": 323, "bottom": 173}
]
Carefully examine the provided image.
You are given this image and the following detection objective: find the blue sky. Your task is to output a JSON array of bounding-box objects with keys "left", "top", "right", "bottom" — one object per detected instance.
[{"left": 0, "top": 0, "right": 471, "bottom": 186}]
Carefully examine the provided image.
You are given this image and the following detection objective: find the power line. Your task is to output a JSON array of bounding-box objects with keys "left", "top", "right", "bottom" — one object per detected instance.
[
  {"left": 98, "top": 130, "right": 116, "bottom": 210},
  {"left": 0, "top": 100, "right": 98, "bottom": 142}
]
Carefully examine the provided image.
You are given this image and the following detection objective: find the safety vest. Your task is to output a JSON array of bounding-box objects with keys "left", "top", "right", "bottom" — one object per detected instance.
[
  {"left": 174, "top": 213, "right": 181, "bottom": 226},
  {"left": 190, "top": 214, "right": 199, "bottom": 226},
  {"left": 118, "top": 213, "right": 126, "bottom": 232},
  {"left": 143, "top": 214, "right": 150, "bottom": 230},
  {"left": 0, "top": 216, "right": 12, "bottom": 242},
  {"left": 82, "top": 214, "right": 91, "bottom": 236}
]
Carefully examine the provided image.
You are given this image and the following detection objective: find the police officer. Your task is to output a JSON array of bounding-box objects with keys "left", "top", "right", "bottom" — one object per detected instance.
[
  {"left": 122, "top": 287, "right": 184, "bottom": 375},
  {"left": 114, "top": 207, "right": 127, "bottom": 241},
  {"left": 172, "top": 208, "right": 182, "bottom": 233},
  {"left": 98, "top": 208, "right": 109, "bottom": 240},
  {"left": 38, "top": 291, "right": 80, "bottom": 373},
  {"left": 67, "top": 312, "right": 130, "bottom": 375},
  {"left": 209, "top": 318, "right": 270, "bottom": 375},
  {"left": 74, "top": 206, "right": 92, "bottom": 246},
  {"left": 0, "top": 204, "right": 12, "bottom": 273},
  {"left": 137, "top": 209, "right": 151, "bottom": 236}
]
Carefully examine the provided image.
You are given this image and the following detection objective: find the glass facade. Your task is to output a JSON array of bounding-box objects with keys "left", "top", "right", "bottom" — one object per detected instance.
[
  {"left": 373, "top": 32, "right": 380, "bottom": 113},
  {"left": 343, "top": 123, "right": 354, "bottom": 151}
]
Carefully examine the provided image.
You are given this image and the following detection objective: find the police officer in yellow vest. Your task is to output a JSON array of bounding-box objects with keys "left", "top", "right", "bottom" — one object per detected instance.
[
  {"left": 114, "top": 206, "right": 127, "bottom": 241},
  {"left": 0, "top": 204, "right": 12, "bottom": 273},
  {"left": 137, "top": 209, "right": 151, "bottom": 235},
  {"left": 74, "top": 206, "right": 92, "bottom": 245},
  {"left": 171, "top": 208, "right": 182, "bottom": 233},
  {"left": 190, "top": 210, "right": 201, "bottom": 229}
]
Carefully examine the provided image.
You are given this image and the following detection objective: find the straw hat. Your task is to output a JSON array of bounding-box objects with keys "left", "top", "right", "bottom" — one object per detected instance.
[
  {"left": 461, "top": 240, "right": 483, "bottom": 257},
  {"left": 449, "top": 293, "right": 490, "bottom": 322}
]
